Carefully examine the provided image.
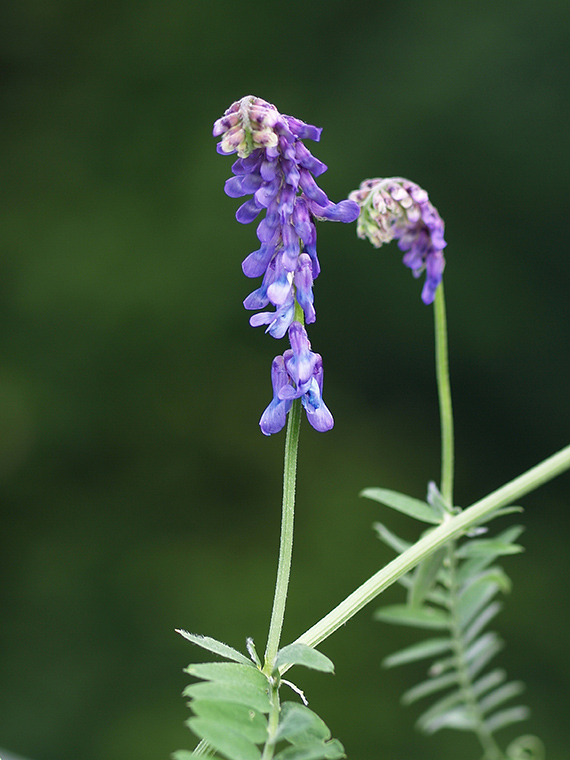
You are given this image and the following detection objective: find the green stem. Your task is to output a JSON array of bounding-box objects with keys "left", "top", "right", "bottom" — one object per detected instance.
[
  {"left": 434, "top": 283, "right": 454, "bottom": 507},
  {"left": 291, "top": 441, "right": 570, "bottom": 651},
  {"left": 264, "top": 398, "right": 303, "bottom": 671}
]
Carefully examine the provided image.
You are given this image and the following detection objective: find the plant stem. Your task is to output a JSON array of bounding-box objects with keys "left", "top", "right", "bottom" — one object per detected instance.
[
  {"left": 291, "top": 441, "right": 570, "bottom": 651},
  {"left": 434, "top": 283, "right": 454, "bottom": 507},
  {"left": 264, "top": 398, "right": 303, "bottom": 671}
]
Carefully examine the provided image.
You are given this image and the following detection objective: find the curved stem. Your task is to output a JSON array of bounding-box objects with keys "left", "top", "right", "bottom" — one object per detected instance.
[
  {"left": 434, "top": 283, "right": 454, "bottom": 506},
  {"left": 264, "top": 398, "right": 302, "bottom": 671},
  {"left": 291, "top": 442, "right": 570, "bottom": 651}
]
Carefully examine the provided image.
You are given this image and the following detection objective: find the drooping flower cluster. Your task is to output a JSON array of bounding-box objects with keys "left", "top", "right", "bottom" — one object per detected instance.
[
  {"left": 214, "top": 96, "right": 359, "bottom": 434},
  {"left": 348, "top": 177, "right": 447, "bottom": 304},
  {"left": 259, "top": 322, "right": 333, "bottom": 436}
]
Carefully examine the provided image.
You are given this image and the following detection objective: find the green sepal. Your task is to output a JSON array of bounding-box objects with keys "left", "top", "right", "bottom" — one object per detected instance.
[
  {"left": 361, "top": 487, "right": 442, "bottom": 524},
  {"left": 382, "top": 637, "right": 453, "bottom": 669},
  {"left": 274, "top": 643, "right": 335, "bottom": 674},
  {"left": 177, "top": 631, "right": 253, "bottom": 667},
  {"left": 374, "top": 604, "right": 450, "bottom": 629}
]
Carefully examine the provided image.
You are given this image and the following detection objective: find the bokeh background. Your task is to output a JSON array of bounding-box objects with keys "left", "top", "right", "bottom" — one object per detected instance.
[{"left": 1, "top": 1, "right": 570, "bottom": 758}]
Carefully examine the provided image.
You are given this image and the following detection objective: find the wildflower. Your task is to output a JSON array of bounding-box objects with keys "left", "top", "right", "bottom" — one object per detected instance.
[
  {"left": 348, "top": 177, "right": 447, "bottom": 304},
  {"left": 260, "top": 322, "right": 334, "bottom": 435},
  {"left": 214, "top": 96, "right": 360, "bottom": 336}
]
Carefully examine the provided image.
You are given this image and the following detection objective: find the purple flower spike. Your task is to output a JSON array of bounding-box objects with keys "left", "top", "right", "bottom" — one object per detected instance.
[
  {"left": 349, "top": 177, "right": 447, "bottom": 304},
  {"left": 259, "top": 323, "right": 334, "bottom": 435},
  {"left": 214, "top": 95, "right": 360, "bottom": 334}
]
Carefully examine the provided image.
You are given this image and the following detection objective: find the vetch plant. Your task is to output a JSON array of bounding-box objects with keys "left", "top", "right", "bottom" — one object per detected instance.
[{"left": 174, "top": 96, "right": 569, "bottom": 760}]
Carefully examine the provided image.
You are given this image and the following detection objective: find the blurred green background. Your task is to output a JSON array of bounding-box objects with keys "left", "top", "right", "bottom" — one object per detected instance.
[{"left": 1, "top": 1, "right": 570, "bottom": 758}]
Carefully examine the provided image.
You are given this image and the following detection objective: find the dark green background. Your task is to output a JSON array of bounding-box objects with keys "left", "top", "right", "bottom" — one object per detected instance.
[{"left": 1, "top": 1, "right": 569, "bottom": 758}]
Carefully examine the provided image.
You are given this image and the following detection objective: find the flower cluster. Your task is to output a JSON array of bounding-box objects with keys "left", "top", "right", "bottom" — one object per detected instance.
[
  {"left": 214, "top": 96, "right": 359, "bottom": 434},
  {"left": 348, "top": 177, "right": 447, "bottom": 304},
  {"left": 259, "top": 322, "right": 333, "bottom": 436}
]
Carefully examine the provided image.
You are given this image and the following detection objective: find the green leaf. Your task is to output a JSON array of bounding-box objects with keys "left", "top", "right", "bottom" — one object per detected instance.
[
  {"left": 188, "top": 717, "right": 262, "bottom": 760},
  {"left": 190, "top": 700, "right": 268, "bottom": 743},
  {"left": 467, "top": 637, "right": 504, "bottom": 680},
  {"left": 183, "top": 681, "right": 271, "bottom": 713},
  {"left": 361, "top": 488, "right": 441, "bottom": 524},
  {"left": 373, "top": 522, "right": 411, "bottom": 554},
  {"left": 408, "top": 548, "right": 446, "bottom": 607},
  {"left": 415, "top": 687, "right": 464, "bottom": 732},
  {"left": 274, "top": 703, "right": 345, "bottom": 760},
  {"left": 177, "top": 631, "right": 253, "bottom": 667},
  {"left": 420, "top": 706, "right": 478, "bottom": 734},
  {"left": 275, "top": 643, "right": 334, "bottom": 674},
  {"left": 402, "top": 672, "right": 458, "bottom": 705},
  {"left": 478, "top": 681, "right": 526, "bottom": 715},
  {"left": 383, "top": 637, "right": 453, "bottom": 669},
  {"left": 463, "top": 601, "right": 503, "bottom": 646},
  {"left": 185, "top": 662, "right": 269, "bottom": 691},
  {"left": 172, "top": 752, "right": 196, "bottom": 760},
  {"left": 375, "top": 604, "right": 450, "bottom": 630},
  {"left": 484, "top": 706, "right": 530, "bottom": 734},
  {"left": 274, "top": 742, "right": 345, "bottom": 760},
  {"left": 464, "top": 632, "right": 503, "bottom": 666},
  {"left": 456, "top": 577, "right": 503, "bottom": 629},
  {"left": 472, "top": 669, "right": 507, "bottom": 698},
  {"left": 456, "top": 540, "right": 524, "bottom": 558},
  {"left": 475, "top": 506, "right": 524, "bottom": 526},
  {"left": 275, "top": 702, "right": 330, "bottom": 743}
]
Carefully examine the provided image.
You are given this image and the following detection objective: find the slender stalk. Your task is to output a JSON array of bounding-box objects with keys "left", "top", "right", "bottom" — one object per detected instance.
[
  {"left": 264, "top": 397, "right": 303, "bottom": 671},
  {"left": 292, "top": 442, "right": 570, "bottom": 651},
  {"left": 434, "top": 283, "right": 454, "bottom": 507}
]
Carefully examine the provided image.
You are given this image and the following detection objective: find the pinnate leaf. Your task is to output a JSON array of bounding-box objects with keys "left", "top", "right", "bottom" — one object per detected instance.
[
  {"left": 177, "top": 631, "right": 253, "bottom": 666},
  {"left": 275, "top": 643, "right": 334, "bottom": 674},
  {"left": 408, "top": 548, "right": 446, "bottom": 607},
  {"left": 185, "top": 662, "right": 269, "bottom": 690},
  {"left": 190, "top": 700, "right": 268, "bottom": 743},
  {"left": 383, "top": 637, "right": 453, "bottom": 669},
  {"left": 375, "top": 604, "right": 450, "bottom": 630},
  {"left": 361, "top": 488, "right": 441, "bottom": 524},
  {"left": 484, "top": 706, "right": 530, "bottom": 734},
  {"left": 183, "top": 681, "right": 271, "bottom": 713},
  {"left": 188, "top": 717, "right": 262, "bottom": 760},
  {"left": 402, "top": 672, "right": 458, "bottom": 705}
]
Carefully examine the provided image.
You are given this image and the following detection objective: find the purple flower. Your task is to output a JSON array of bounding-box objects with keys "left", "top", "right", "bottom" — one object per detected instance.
[
  {"left": 260, "top": 322, "right": 334, "bottom": 435},
  {"left": 214, "top": 96, "right": 360, "bottom": 334},
  {"left": 348, "top": 177, "right": 447, "bottom": 304}
]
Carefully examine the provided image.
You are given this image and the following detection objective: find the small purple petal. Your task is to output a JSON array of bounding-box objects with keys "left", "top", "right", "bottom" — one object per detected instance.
[
  {"left": 259, "top": 356, "right": 293, "bottom": 436},
  {"left": 236, "top": 198, "right": 263, "bottom": 224}
]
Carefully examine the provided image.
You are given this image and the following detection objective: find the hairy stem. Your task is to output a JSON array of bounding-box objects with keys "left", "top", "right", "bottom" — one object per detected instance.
[
  {"left": 434, "top": 284, "right": 454, "bottom": 507},
  {"left": 264, "top": 398, "right": 302, "bottom": 671}
]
